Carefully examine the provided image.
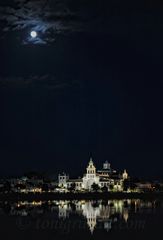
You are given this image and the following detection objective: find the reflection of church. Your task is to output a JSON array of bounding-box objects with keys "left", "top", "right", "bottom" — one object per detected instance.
[
  {"left": 57, "top": 200, "right": 129, "bottom": 234},
  {"left": 82, "top": 201, "right": 100, "bottom": 233},
  {"left": 58, "top": 158, "right": 128, "bottom": 191}
]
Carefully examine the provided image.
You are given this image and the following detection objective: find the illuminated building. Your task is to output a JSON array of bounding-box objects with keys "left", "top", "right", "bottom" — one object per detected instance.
[{"left": 58, "top": 158, "right": 128, "bottom": 192}]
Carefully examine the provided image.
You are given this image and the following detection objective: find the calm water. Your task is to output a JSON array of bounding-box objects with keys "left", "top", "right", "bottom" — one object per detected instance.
[{"left": 0, "top": 199, "right": 163, "bottom": 240}]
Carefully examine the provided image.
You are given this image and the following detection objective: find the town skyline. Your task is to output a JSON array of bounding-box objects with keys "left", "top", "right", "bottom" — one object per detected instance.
[{"left": 0, "top": 156, "right": 162, "bottom": 181}]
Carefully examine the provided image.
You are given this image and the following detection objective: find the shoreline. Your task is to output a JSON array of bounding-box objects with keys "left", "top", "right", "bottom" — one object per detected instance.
[{"left": 0, "top": 192, "right": 163, "bottom": 201}]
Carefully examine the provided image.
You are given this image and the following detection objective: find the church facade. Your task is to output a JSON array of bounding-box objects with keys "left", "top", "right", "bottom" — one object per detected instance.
[{"left": 58, "top": 158, "right": 128, "bottom": 192}]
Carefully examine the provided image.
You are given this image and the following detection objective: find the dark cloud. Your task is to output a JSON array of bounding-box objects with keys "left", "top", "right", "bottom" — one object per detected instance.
[
  {"left": 1, "top": 0, "right": 162, "bottom": 45},
  {"left": 0, "top": 0, "right": 84, "bottom": 44},
  {"left": 0, "top": 75, "right": 79, "bottom": 89}
]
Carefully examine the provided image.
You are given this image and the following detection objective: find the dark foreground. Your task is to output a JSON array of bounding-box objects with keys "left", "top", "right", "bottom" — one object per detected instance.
[
  {"left": 0, "top": 192, "right": 163, "bottom": 201},
  {"left": 0, "top": 197, "right": 163, "bottom": 240}
]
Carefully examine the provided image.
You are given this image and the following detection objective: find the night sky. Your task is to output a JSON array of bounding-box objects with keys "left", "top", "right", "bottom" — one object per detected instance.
[{"left": 0, "top": 0, "right": 163, "bottom": 178}]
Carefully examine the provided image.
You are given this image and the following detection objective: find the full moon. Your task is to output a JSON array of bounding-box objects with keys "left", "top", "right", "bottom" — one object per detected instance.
[{"left": 30, "top": 31, "right": 37, "bottom": 38}]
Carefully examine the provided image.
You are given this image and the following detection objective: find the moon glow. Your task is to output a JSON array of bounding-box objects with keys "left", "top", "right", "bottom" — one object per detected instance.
[{"left": 30, "top": 31, "right": 37, "bottom": 38}]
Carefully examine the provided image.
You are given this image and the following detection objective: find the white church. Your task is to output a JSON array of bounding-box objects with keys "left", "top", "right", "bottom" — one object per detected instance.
[{"left": 58, "top": 158, "right": 128, "bottom": 192}]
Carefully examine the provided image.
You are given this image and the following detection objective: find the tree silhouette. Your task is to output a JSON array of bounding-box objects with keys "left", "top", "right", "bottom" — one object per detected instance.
[
  {"left": 101, "top": 185, "right": 108, "bottom": 192},
  {"left": 91, "top": 183, "right": 100, "bottom": 192}
]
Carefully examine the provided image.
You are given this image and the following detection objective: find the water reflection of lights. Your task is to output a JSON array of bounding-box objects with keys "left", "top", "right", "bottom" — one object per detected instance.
[
  {"left": 0, "top": 199, "right": 158, "bottom": 233},
  {"left": 18, "top": 201, "right": 43, "bottom": 206}
]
